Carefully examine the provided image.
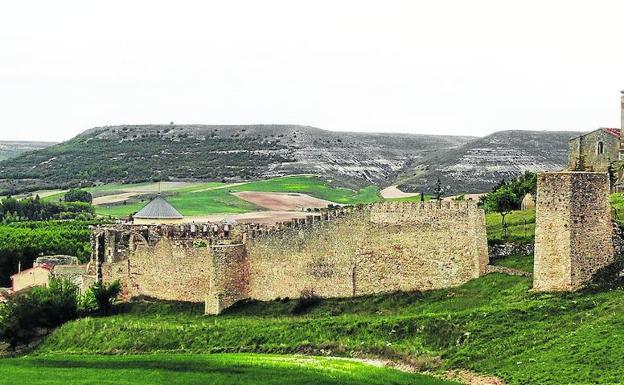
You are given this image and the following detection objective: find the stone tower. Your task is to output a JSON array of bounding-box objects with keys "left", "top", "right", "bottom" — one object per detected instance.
[{"left": 533, "top": 172, "right": 614, "bottom": 291}]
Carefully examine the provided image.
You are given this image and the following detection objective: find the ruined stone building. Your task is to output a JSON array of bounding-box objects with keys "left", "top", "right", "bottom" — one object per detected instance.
[
  {"left": 88, "top": 202, "right": 489, "bottom": 314},
  {"left": 567, "top": 91, "right": 624, "bottom": 189},
  {"left": 10, "top": 255, "right": 85, "bottom": 293}
]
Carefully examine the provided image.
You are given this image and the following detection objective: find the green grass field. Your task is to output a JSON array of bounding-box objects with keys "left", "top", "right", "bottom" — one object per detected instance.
[
  {"left": 0, "top": 353, "right": 455, "bottom": 385},
  {"left": 231, "top": 176, "right": 380, "bottom": 204},
  {"left": 93, "top": 176, "right": 382, "bottom": 217},
  {"left": 485, "top": 209, "right": 535, "bottom": 243},
  {"left": 490, "top": 254, "right": 534, "bottom": 273},
  {"left": 36, "top": 271, "right": 624, "bottom": 385}
]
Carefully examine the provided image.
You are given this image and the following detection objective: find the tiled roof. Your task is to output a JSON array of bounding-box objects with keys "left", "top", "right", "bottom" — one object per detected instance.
[
  {"left": 134, "top": 196, "right": 183, "bottom": 219},
  {"left": 602, "top": 127, "right": 621, "bottom": 139},
  {"left": 9, "top": 264, "right": 52, "bottom": 279}
]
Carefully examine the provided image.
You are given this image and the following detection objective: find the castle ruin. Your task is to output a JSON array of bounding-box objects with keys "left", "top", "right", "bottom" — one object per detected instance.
[{"left": 88, "top": 201, "right": 489, "bottom": 314}]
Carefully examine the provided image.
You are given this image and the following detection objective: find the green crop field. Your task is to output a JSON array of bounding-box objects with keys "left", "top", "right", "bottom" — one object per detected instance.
[
  {"left": 231, "top": 176, "right": 381, "bottom": 204},
  {"left": 35, "top": 268, "right": 624, "bottom": 385},
  {"left": 93, "top": 176, "right": 382, "bottom": 218},
  {"left": 0, "top": 353, "right": 455, "bottom": 385}
]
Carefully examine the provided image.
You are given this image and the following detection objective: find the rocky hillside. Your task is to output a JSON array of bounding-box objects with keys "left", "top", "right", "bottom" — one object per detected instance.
[
  {"left": 0, "top": 125, "right": 473, "bottom": 194},
  {"left": 0, "top": 141, "right": 55, "bottom": 162},
  {"left": 396, "top": 130, "right": 582, "bottom": 195}
]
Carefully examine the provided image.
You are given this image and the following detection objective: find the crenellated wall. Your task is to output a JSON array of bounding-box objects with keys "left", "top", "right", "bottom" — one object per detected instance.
[
  {"left": 89, "top": 201, "right": 489, "bottom": 314},
  {"left": 244, "top": 201, "right": 488, "bottom": 302}
]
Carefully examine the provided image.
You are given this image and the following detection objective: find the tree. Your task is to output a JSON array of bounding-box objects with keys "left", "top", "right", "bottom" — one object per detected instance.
[
  {"left": 91, "top": 280, "right": 121, "bottom": 316},
  {"left": 485, "top": 186, "right": 517, "bottom": 238},
  {"left": 64, "top": 189, "right": 93, "bottom": 204},
  {"left": 0, "top": 278, "right": 79, "bottom": 349},
  {"left": 434, "top": 178, "right": 443, "bottom": 201}
]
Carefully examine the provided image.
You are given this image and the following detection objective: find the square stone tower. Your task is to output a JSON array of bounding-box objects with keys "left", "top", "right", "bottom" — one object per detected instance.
[{"left": 534, "top": 171, "right": 614, "bottom": 291}]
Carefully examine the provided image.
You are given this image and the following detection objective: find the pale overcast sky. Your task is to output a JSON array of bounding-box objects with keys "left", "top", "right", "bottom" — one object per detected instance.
[{"left": 1, "top": 0, "right": 623, "bottom": 142}]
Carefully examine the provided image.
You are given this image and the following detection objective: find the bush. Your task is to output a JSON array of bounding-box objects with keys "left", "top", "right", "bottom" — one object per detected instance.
[
  {"left": 91, "top": 280, "right": 121, "bottom": 316},
  {"left": 586, "top": 255, "right": 624, "bottom": 292},
  {"left": 0, "top": 278, "right": 79, "bottom": 349},
  {"left": 64, "top": 189, "right": 93, "bottom": 204},
  {"left": 291, "top": 288, "right": 321, "bottom": 315}
]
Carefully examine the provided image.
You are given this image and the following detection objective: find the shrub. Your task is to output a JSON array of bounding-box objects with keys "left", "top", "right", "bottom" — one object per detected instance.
[
  {"left": 91, "top": 280, "right": 121, "bottom": 316},
  {"left": 291, "top": 288, "right": 321, "bottom": 315},
  {"left": 0, "top": 278, "right": 79, "bottom": 349},
  {"left": 64, "top": 189, "right": 93, "bottom": 204}
]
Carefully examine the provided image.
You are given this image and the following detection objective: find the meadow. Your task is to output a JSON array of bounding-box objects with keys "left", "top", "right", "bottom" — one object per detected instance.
[
  {"left": 485, "top": 209, "right": 535, "bottom": 243},
  {"left": 89, "top": 176, "right": 382, "bottom": 217},
  {"left": 0, "top": 353, "right": 457, "bottom": 385},
  {"left": 35, "top": 270, "right": 624, "bottom": 385}
]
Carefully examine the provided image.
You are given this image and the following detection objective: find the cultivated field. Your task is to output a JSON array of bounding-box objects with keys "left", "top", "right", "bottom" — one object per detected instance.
[{"left": 40, "top": 176, "right": 382, "bottom": 219}]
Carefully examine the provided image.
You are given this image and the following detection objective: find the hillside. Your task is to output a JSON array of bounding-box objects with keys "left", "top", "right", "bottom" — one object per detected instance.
[
  {"left": 0, "top": 141, "right": 55, "bottom": 162},
  {"left": 397, "top": 130, "right": 582, "bottom": 195},
  {"left": 33, "top": 270, "right": 624, "bottom": 385},
  {"left": 0, "top": 125, "right": 473, "bottom": 194}
]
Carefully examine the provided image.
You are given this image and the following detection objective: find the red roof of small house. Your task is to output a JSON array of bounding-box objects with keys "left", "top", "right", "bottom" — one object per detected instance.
[
  {"left": 9, "top": 264, "right": 52, "bottom": 280},
  {"left": 602, "top": 128, "right": 621, "bottom": 139}
]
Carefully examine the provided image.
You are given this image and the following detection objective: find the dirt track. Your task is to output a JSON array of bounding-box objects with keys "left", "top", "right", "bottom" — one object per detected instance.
[{"left": 380, "top": 185, "right": 419, "bottom": 199}]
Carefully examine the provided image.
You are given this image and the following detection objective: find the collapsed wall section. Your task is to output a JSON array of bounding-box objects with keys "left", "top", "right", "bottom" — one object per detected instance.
[{"left": 534, "top": 172, "right": 614, "bottom": 291}]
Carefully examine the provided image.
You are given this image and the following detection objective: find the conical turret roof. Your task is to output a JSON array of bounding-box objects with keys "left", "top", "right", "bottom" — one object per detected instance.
[{"left": 134, "top": 196, "right": 183, "bottom": 219}]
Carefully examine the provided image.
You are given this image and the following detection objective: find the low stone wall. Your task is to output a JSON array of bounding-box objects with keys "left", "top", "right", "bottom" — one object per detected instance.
[{"left": 488, "top": 243, "right": 534, "bottom": 259}]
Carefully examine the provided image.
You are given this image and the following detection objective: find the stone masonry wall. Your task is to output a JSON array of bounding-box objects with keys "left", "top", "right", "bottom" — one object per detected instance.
[
  {"left": 102, "top": 237, "right": 216, "bottom": 302},
  {"left": 567, "top": 129, "right": 618, "bottom": 172},
  {"left": 244, "top": 201, "right": 488, "bottom": 301},
  {"left": 90, "top": 202, "right": 489, "bottom": 313},
  {"left": 534, "top": 172, "right": 614, "bottom": 291}
]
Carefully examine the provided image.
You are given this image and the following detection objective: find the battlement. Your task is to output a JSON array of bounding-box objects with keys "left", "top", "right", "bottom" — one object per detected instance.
[
  {"left": 370, "top": 200, "right": 482, "bottom": 225},
  {"left": 89, "top": 200, "right": 489, "bottom": 313}
]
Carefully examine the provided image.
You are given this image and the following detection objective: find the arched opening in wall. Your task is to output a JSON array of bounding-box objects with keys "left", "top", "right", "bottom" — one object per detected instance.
[
  {"left": 130, "top": 232, "right": 148, "bottom": 252},
  {"left": 597, "top": 141, "right": 604, "bottom": 155}
]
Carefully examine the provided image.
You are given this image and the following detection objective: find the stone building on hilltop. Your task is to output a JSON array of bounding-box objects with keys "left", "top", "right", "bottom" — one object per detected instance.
[{"left": 567, "top": 91, "right": 624, "bottom": 189}]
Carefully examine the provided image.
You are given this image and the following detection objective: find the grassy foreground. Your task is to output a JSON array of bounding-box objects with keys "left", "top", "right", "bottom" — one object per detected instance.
[
  {"left": 0, "top": 353, "right": 456, "bottom": 385},
  {"left": 35, "top": 272, "right": 624, "bottom": 385}
]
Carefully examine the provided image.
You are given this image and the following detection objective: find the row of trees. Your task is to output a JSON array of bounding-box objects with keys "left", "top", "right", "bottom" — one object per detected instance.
[
  {"left": 0, "top": 279, "right": 120, "bottom": 349},
  {"left": 0, "top": 194, "right": 94, "bottom": 223},
  {"left": 0, "top": 221, "right": 92, "bottom": 287}
]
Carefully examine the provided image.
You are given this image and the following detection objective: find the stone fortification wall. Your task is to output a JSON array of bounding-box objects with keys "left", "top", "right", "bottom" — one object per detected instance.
[
  {"left": 89, "top": 202, "right": 489, "bottom": 313},
  {"left": 243, "top": 201, "right": 488, "bottom": 302},
  {"left": 534, "top": 172, "right": 614, "bottom": 291}
]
